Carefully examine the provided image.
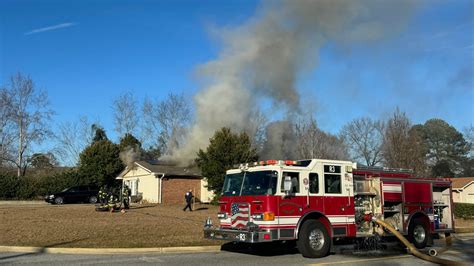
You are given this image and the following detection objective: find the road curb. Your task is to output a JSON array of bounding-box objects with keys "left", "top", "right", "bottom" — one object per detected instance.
[
  {"left": 2, "top": 232, "right": 472, "bottom": 255},
  {"left": 0, "top": 245, "right": 222, "bottom": 255}
]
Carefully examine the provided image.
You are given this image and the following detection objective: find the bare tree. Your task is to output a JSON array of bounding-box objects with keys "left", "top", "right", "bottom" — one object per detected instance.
[
  {"left": 0, "top": 88, "right": 14, "bottom": 167},
  {"left": 142, "top": 93, "right": 191, "bottom": 155},
  {"left": 54, "top": 116, "right": 96, "bottom": 166},
  {"left": 464, "top": 125, "right": 474, "bottom": 156},
  {"left": 340, "top": 117, "right": 384, "bottom": 166},
  {"left": 295, "top": 118, "right": 321, "bottom": 159},
  {"left": 141, "top": 97, "right": 159, "bottom": 149},
  {"left": 294, "top": 117, "right": 348, "bottom": 160},
  {"left": 462, "top": 125, "right": 474, "bottom": 176},
  {"left": 112, "top": 91, "right": 138, "bottom": 137},
  {"left": 2, "top": 73, "right": 53, "bottom": 176},
  {"left": 246, "top": 108, "right": 268, "bottom": 153},
  {"left": 382, "top": 108, "right": 426, "bottom": 175}
]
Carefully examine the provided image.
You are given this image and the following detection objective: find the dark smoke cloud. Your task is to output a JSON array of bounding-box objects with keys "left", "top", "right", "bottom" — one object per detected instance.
[
  {"left": 169, "top": 0, "right": 418, "bottom": 164},
  {"left": 260, "top": 121, "right": 297, "bottom": 160}
]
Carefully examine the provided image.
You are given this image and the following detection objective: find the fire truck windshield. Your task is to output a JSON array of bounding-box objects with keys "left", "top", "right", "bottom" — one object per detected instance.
[{"left": 222, "top": 170, "right": 278, "bottom": 196}]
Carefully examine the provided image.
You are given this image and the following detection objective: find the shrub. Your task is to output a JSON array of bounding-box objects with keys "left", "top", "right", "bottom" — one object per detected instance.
[
  {"left": 39, "top": 170, "right": 82, "bottom": 196},
  {"left": 16, "top": 175, "right": 43, "bottom": 199},
  {"left": 0, "top": 174, "right": 20, "bottom": 199},
  {"left": 0, "top": 169, "right": 82, "bottom": 200},
  {"left": 454, "top": 203, "right": 474, "bottom": 219}
]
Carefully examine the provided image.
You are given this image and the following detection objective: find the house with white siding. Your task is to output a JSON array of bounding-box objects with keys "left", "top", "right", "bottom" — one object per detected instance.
[
  {"left": 117, "top": 161, "right": 214, "bottom": 204},
  {"left": 452, "top": 177, "right": 474, "bottom": 204}
]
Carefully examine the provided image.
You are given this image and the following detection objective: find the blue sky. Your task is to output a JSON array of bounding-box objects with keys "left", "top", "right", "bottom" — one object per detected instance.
[{"left": 0, "top": 0, "right": 473, "bottom": 148}]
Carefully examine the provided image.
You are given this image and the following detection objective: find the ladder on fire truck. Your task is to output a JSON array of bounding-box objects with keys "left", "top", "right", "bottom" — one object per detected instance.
[{"left": 356, "top": 164, "right": 414, "bottom": 174}]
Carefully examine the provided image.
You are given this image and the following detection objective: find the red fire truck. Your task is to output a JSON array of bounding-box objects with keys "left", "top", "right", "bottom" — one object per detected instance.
[{"left": 203, "top": 159, "right": 455, "bottom": 258}]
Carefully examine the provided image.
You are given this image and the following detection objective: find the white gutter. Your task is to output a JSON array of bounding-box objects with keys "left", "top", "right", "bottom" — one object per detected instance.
[{"left": 155, "top": 173, "right": 165, "bottom": 204}]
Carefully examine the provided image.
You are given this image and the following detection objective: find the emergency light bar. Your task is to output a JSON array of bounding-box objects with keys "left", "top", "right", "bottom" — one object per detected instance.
[{"left": 233, "top": 160, "right": 301, "bottom": 169}]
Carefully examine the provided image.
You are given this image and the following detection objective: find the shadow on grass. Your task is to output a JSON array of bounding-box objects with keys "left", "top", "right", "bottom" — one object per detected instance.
[
  {"left": 129, "top": 205, "right": 156, "bottom": 210},
  {"left": 193, "top": 207, "right": 209, "bottom": 211},
  {"left": 127, "top": 209, "right": 159, "bottom": 218},
  {"left": 0, "top": 238, "right": 89, "bottom": 261},
  {"left": 127, "top": 209, "right": 206, "bottom": 224}
]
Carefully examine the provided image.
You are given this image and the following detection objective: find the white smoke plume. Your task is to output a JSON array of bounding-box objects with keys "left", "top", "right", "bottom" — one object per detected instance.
[
  {"left": 169, "top": 0, "right": 417, "bottom": 164},
  {"left": 120, "top": 147, "right": 140, "bottom": 169}
]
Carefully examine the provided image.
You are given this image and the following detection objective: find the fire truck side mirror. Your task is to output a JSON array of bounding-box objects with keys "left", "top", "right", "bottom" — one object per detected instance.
[{"left": 284, "top": 176, "right": 292, "bottom": 195}]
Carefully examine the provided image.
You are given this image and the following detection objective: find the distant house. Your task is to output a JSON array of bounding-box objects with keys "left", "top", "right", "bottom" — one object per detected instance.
[
  {"left": 452, "top": 177, "right": 474, "bottom": 204},
  {"left": 117, "top": 161, "right": 214, "bottom": 204}
]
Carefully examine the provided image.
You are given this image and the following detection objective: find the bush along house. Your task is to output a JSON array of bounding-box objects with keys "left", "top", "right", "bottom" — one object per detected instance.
[{"left": 117, "top": 161, "right": 214, "bottom": 204}]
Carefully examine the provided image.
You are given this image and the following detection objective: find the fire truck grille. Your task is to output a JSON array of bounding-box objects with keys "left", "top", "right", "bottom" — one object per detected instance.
[{"left": 231, "top": 203, "right": 249, "bottom": 228}]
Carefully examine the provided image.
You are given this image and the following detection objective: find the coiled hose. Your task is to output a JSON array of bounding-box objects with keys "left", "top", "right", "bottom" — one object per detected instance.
[{"left": 372, "top": 218, "right": 465, "bottom": 266}]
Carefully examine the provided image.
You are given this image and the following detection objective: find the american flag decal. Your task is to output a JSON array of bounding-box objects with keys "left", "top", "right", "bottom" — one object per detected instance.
[{"left": 231, "top": 203, "right": 249, "bottom": 228}]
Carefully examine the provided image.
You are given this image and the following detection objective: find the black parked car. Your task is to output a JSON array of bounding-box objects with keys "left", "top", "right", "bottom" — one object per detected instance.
[{"left": 45, "top": 185, "right": 99, "bottom": 204}]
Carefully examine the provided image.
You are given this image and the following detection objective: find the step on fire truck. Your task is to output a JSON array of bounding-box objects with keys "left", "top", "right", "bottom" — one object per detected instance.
[{"left": 203, "top": 159, "right": 455, "bottom": 258}]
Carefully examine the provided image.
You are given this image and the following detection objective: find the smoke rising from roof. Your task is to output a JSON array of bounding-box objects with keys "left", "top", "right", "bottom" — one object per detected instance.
[
  {"left": 120, "top": 147, "right": 140, "bottom": 169},
  {"left": 169, "top": 0, "right": 416, "bottom": 164}
]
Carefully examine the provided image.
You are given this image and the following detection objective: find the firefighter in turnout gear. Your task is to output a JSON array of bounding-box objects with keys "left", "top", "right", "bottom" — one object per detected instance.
[
  {"left": 107, "top": 191, "right": 116, "bottom": 212},
  {"left": 122, "top": 185, "right": 130, "bottom": 210},
  {"left": 95, "top": 185, "right": 120, "bottom": 212},
  {"left": 98, "top": 186, "right": 107, "bottom": 204}
]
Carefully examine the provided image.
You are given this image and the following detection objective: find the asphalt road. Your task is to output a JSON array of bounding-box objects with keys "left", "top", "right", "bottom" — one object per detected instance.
[{"left": 1, "top": 234, "right": 473, "bottom": 266}]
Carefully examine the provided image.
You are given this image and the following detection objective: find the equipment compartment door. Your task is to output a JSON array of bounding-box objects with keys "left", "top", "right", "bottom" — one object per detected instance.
[{"left": 322, "top": 164, "right": 355, "bottom": 237}]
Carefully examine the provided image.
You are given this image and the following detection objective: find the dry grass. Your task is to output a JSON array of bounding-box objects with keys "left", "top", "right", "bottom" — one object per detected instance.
[
  {"left": 0, "top": 203, "right": 222, "bottom": 248},
  {"left": 3, "top": 203, "right": 472, "bottom": 249}
]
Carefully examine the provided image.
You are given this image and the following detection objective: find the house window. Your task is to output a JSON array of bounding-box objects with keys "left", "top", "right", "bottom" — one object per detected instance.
[{"left": 126, "top": 180, "right": 138, "bottom": 196}]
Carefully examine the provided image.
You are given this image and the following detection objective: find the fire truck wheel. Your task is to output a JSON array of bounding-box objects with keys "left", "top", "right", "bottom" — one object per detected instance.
[
  {"left": 409, "top": 219, "right": 428, "bottom": 249},
  {"left": 297, "top": 220, "right": 330, "bottom": 258}
]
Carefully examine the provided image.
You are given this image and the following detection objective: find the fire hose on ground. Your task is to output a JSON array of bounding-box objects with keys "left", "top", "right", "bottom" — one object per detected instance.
[
  {"left": 372, "top": 218, "right": 465, "bottom": 266},
  {"left": 428, "top": 234, "right": 452, "bottom": 257}
]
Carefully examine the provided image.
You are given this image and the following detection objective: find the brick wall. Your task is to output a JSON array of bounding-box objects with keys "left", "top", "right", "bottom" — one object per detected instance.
[{"left": 162, "top": 177, "right": 202, "bottom": 204}]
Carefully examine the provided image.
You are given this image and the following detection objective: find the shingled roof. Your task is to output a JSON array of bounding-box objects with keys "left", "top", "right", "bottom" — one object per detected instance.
[
  {"left": 451, "top": 177, "right": 474, "bottom": 190},
  {"left": 128, "top": 160, "right": 202, "bottom": 177}
]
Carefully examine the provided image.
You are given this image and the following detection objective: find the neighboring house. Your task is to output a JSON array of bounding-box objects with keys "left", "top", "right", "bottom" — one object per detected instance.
[
  {"left": 452, "top": 177, "right": 474, "bottom": 204},
  {"left": 117, "top": 161, "right": 214, "bottom": 204}
]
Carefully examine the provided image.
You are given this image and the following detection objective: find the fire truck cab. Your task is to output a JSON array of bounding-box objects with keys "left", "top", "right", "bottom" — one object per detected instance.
[{"left": 203, "top": 159, "right": 455, "bottom": 258}]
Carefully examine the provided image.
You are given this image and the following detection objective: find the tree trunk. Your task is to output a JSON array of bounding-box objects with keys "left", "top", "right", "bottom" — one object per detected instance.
[{"left": 17, "top": 117, "right": 22, "bottom": 177}]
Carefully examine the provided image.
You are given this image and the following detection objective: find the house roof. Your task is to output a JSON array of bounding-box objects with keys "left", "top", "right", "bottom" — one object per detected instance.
[
  {"left": 119, "top": 160, "right": 202, "bottom": 178},
  {"left": 451, "top": 177, "right": 474, "bottom": 190}
]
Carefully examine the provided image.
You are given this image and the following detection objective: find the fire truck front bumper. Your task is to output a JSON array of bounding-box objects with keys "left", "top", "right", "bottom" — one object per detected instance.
[{"left": 204, "top": 227, "right": 278, "bottom": 243}]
